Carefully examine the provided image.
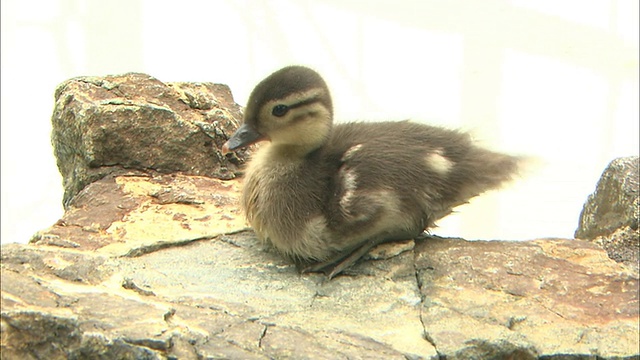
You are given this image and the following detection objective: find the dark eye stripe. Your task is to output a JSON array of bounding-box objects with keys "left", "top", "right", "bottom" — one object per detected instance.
[
  {"left": 289, "top": 97, "right": 321, "bottom": 109},
  {"left": 271, "top": 98, "right": 318, "bottom": 118}
]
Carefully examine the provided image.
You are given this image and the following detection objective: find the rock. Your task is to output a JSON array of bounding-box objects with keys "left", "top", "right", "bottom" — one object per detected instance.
[
  {"left": 575, "top": 156, "right": 639, "bottom": 276},
  {"left": 415, "top": 238, "right": 638, "bottom": 359},
  {"left": 2, "top": 76, "right": 637, "bottom": 359},
  {"left": 576, "top": 156, "right": 639, "bottom": 239},
  {"left": 31, "top": 173, "right": 248, "bottom": 255},
  {"left": 51, "top": 73, "right": 250, "bottom": 207},
  {"left": 3, "top": 227, "right": 638, "bottom": 359}
]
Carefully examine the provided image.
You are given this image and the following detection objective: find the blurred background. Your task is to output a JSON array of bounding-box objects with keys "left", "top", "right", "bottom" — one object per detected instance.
[{"left": 1, "top": 0, "right": 638, "bottom": 244}]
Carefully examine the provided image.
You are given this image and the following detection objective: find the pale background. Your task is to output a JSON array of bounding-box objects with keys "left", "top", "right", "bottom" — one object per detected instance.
[{"left": 1, "top": 0, "right": 638, "bottom": 244}]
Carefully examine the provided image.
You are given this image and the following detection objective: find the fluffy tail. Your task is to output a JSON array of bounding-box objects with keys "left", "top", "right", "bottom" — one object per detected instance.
[{"left": 449, "top": 147, "right": 525, "bottom": 205}]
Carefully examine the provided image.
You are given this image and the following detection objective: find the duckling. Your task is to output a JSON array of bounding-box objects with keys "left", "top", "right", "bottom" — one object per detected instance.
[{"left": 222, "top": 65, "right": 521, "bottom": 278}]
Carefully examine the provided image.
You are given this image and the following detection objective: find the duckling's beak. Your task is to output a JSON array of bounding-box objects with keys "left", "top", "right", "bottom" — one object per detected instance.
[{"left": 221, "top": 123, "right": 265, "bottom": 154}]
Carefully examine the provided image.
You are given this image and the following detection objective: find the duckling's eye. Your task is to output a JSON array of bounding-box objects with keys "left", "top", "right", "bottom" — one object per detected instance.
[{"left": 271, "top": 104, "right": 289, "bottom": 117}]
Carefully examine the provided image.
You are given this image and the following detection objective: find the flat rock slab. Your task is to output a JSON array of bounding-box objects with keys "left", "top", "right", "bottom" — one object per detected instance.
[{"left": 2, "top": 185, "right": 638, "bottom": 359}]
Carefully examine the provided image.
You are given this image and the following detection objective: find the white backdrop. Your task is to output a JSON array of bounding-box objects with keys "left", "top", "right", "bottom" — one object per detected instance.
[{"left": 1, "top": 0, "right": 638, "bottom": 244}]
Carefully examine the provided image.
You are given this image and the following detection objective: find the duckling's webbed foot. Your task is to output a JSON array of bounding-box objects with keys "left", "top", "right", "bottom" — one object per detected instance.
[{"left": 302, "top": 241, "right": 378, "bottom": 279}]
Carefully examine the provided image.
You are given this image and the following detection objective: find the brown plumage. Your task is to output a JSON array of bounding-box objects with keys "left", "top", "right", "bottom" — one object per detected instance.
[{"left": 222, "top": 65, "right": 521, "bottom": 278}]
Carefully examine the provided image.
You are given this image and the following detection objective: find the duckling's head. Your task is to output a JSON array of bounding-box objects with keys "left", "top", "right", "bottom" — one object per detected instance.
[{"left": 222, "top": 66, "right": 334, "bottom": 155}]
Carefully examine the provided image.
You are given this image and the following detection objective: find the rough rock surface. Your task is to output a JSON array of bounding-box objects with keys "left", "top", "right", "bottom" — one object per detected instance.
[
  {"left": 0, "top": 174, "right": 637, "bottom": 359},
  {"left": 576, "top": 156, "right": 639, "bottom": 276},
  {"left": 51, "top": 73, "right": 250, "bottom": 207},
  {"left": 1, "top": 75, "right": 638, "bottom": 359}
]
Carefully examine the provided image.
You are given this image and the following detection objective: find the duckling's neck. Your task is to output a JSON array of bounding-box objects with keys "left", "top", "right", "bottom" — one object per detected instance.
[{"left": 263, "top": 142, "right": 323, "bottom": 162}]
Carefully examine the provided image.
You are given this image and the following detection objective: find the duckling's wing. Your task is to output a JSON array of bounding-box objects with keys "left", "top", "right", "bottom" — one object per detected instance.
[
  {"left": 328, "top": 121, "right": 522, "bottom": 222},
  {"left": 310, "top": 121, "right": 522, "bottom": 278},
  {"left": 320, "top": 122, "right": 438, "bottom": 250},
  {"left": 325, "top": 121, "right": 464, "bottom": 228}
]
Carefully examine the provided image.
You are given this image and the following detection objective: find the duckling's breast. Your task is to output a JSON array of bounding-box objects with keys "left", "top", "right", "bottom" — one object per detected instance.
[{"left": 241, "top": 148, "right": 335, "bottom": 260}]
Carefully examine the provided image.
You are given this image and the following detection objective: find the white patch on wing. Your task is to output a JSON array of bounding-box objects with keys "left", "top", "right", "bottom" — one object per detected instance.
[
  {"left": 341, "top": 144, "right": 363, "bottom": 162},
  {"left": 426, "top": 148, "right": 453, "bottom": 175},
  {"left": 339, "top": 166, "right": 358, "bottom": 213}
]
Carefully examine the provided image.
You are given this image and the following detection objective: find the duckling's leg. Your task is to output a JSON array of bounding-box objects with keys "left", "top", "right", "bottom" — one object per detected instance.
[
  {"left": 303, "top": 232, "right": 418, "bottom": 279},
  {"left": 303, "top": 242, "right": 378, "bottom": 279}
]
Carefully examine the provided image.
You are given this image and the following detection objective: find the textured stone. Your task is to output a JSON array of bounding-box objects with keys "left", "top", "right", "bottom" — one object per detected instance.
[
  {"left": 576, "top": 156, "right": 639, "bottom": 239},
  {"left": 51, "top": 73, "right": 250, "bottom": 207},
  {"left": 575, "top": 156, "right": 639, "bottom": 276},
  {"left": 415, "top": 238, "right": 638, "bottom": 359},
  {"left": 31, "top": 173, "right": 248, "bottom": 256}
]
